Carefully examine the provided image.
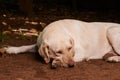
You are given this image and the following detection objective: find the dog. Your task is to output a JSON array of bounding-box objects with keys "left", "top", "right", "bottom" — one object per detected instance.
[{"left": 5, "top": 19, "right": 120, "bottom": 68}]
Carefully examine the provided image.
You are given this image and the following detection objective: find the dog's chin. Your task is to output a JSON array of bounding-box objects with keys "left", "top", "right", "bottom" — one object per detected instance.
[
  {"left": 51, "top": 61, "right": 75, "bottom": 69},
  {"left": 51, "top": 64, "right": 67, "bottom": 69},
  {"left": 51, "top": 63, "right": 75, "bottom": 69},
  {"left": 51, "top": 60, "right": 62, "bottom": 69}
]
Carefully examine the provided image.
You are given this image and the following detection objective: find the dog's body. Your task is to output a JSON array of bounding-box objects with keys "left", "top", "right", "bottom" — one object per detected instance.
[{"left": 6, "top": 19, "right": 120, "bottom": 68}]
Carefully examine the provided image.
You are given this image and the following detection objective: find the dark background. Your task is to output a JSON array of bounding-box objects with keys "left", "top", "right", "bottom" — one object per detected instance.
[{"left": 0, "top": 0, "right": 120, "bottom": 15}]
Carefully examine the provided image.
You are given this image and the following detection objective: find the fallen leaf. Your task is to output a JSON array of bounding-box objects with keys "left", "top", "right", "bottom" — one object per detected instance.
[
  {"left": 16, "top": 78, "right": 24, "bottom": 80},
  {"left": 25, "top": 21, "right": 39, "bottom": 25},
  {"left": 12, "top": 28, "right": 28, "bottom": 32},
  {"left": 2, "top": 22, "right": 7, "bottom": 26},
  {"left": 40, "top": 22, "right": 47, "bottom": 28},
  {"left": 12, "top": 29, "right": 18, "bottom": 32},
  {"left": 9, "top": 17, "right": 16, "bottom": 20},
  {"left": 3, "top": 14, "right": 6, "bottom": 17},
  {"left": 29, "top": 28, "right": 38, "bottom": 33},
  {"left": 0, "top": 48, "right": 6, "bottom": 54},
  {"left": 25, "top": 21, "right": 30, "bottom": 24},
  {"left": 24, "top": 32, "right": 38, "bottom": 36},
  {"left": 19, "top": 28, "right": 29, "bottom": 32},
  {"left": 30, "top": 21, "right": 38, "bottom": 25},
  {"left": 2, "top": 31, "right": 11, "bottom": 34}
]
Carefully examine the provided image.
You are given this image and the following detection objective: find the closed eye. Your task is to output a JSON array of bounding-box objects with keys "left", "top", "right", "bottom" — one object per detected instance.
[
  {"left": 68, "top": 47, "right": 72, "bottom": 51},
  {"left": 56, "top": 50, "right": 62, "bottom": 54}
]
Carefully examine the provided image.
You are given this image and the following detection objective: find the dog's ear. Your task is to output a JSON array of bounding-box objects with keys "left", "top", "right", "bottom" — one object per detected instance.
[
  {"left": 69, "top": 38, "right": 75, "bottom": 57},
  {"left": 38, "top": 42, "right": 50, "bottom": 64},
  {"left": 70, "top": 38, "right": 74, "bottom": 47}
]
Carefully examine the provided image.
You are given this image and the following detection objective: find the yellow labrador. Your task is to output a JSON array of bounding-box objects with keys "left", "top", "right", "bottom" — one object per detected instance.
[{"left": 5, "top": 19, "right": 120, "bottom": 68}]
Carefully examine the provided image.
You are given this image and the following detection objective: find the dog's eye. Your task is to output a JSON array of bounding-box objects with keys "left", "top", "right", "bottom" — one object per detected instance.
[
  {"left": 68, "top": 47, "right": 72, "bottom": 51},
  {"left": 57, "top": 51, "right": 62, "bottom": 54}
]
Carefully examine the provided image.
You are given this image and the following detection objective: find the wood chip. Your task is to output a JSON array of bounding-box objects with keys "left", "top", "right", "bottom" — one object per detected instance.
[
  {"left": 0, "top": 48, "right": 6, "bottom": 58},
  {"left": 25, "top": 21, "right": 39, "bottom": 25},
  {"left": 29, "top": 28, "right": 38, "bottom": 33},
  {"left": 3, "top": 14, "right": 6, "bottom": 17},
  {"left": 24, "top": 32, "right": 38, "bottom": 36},
  {"left": 40, "top": 22, "right": 47, "bottom": 28},
  {"left": 2, "top": 31, "right": 11, "bottom": 34},
  {"left": 30, "top": 21, "right": 38, "bottom": 25},
  {"left": 2, "top": 22, "right": 7, "bottom": 26},
  {"left": 16, "top": 78, "right": 24, "bottom": 80},
  {"left": 9, "top": 17, "right": 16, "bottom": 20},
  {"left": 25, "top": 21, "right": 30, "bottom": 24},
  {"left": 0, "top": 48, "right": 6, "bottom": 54}
]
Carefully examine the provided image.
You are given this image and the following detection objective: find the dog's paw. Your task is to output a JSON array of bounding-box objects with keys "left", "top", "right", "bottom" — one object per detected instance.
[
  {"left": 5, "top": 47, "right": 19, "bottom": 54},
  {"left": 106, "top": 56, "right": 120, "bottom": 62}
]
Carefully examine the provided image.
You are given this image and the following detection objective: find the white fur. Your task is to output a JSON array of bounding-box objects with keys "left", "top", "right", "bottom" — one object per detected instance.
[
  {"left": 107, "top": 56, "right": 120, "bottom": 62},
  {"left": 5, "top": 44, "right": 36, "bottom": 54},
  {"left": 37, "top": 19, "right": 120, "bottom": 62},
  {"left": 5, "top": 19, "right": 120, "bottom": 63}
]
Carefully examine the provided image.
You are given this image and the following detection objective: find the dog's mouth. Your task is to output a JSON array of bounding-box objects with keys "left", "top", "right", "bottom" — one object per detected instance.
[{"left": 51, "top": 58, "right": 75, "bottom": 69}]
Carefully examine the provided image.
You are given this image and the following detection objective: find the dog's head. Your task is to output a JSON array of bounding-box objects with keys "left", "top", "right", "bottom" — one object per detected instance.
[{"left": 38, "top": 38, "right": 75, "bottom": 68}]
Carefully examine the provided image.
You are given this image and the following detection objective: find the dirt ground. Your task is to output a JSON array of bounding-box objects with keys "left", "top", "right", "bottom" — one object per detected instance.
[{"left": 1, "top": 7, "right": 120, "bottom": 80}]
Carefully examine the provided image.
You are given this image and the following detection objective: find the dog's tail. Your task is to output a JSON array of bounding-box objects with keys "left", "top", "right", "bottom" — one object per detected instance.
[{"left": 5, "top": 44, "right": 37, "bottom": 54}]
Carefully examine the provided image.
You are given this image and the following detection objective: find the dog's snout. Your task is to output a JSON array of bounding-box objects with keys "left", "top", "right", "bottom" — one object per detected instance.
[
  {"left": 68, "top": 61, "right": 74, "bottom": 68},
  {"left": 68, "top": 63, "right": 74, "bottom": 68}
]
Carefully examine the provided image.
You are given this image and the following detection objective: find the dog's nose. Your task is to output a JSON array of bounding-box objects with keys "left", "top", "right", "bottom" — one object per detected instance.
[
  {"left": 68, "top": 60, "right": 75, "bottom": 68},
  {"left": 68, "top": 63, "right": 74, "bottom": 68},
  {"left": 51, "top": 65, "right": 57, "bottom": 69}
]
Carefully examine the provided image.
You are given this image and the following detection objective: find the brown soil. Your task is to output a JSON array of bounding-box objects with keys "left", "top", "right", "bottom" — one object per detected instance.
[{"left": 0, "top": 8, "right": 120, "bottom": 80}]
